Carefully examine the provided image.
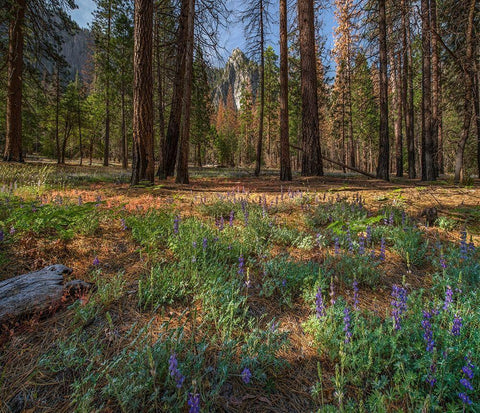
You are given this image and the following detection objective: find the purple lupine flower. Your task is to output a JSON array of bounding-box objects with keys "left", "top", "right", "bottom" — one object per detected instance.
[
  {"left": 346, "top": 227, "right": 354, "bottom": 253},
  {"left": 330, "top": 279, "right": 336, "bottom": 306},
  {"left": 401, "top": 211, "right": 406, "bottom": 227},
  {"left": 315, "top": 287, "right": 326, "bottom": 319},
  {"left": 334, "top": 237, "right": 340, "bottom": 256},
  {"left": 78, "top": 195, "right": 83, "bottom": 205},
  {"left": 443, "top": 286, "right": 453, "bottom": 311},
  {"left": 120, "top": 218, "right": 127, "bottom": 230},
  {"left": 358, "top": 235, "right": 365, "bottom": 256},
  {"left": 460, "top": 378, "right": 474, "bottom": 391},
  {"left": 173, "top": 215, "right": 180, "bottom": 234},
  {"left": 439, "top": 252, "right": 447, "bottom": 269},
  {"left": 352, "top": 279, "right": 359, "bottom": 311},
  {"left": 219, "top": 216, "right": 224, "bottom": 231},
  {"left": 462, "top": 364, "right": 474, "bottom": 380},
  {"left": 427, "top": 362, "right": 437, "bottom": 387},
  {"left": 238, "top": 255, "right": 245, "bottom": 276},
  {"left": 460, "top": 230, "right": 468, "bottom": 259},
  {"left": 379, "top": 237, "right": 386, "bottom": 261},
  {"left": 192, "top": 241, "right": 197, "bottom": 249},
  {"left": 0, "top": 229, "right": 3, "bottom": 242},
  {"left": 93, "top": 256, "right": 100, "bottom": 266},
  {"left": 282, "top": 279, "right": 287, "bottom": 287},
  {"left": 241, "top": 367, "right": 252, "bottom": 384},
  {"left": 421, "top": 310, "right": 435, "bottom": 352},
  {"left": 188, "top": 393, "right": 200, "bottom": 413},
  {"left": 229, "top": 210, "right": 234, "bottom": 226},
  {"left": 366, "top": 225, "right": 372, "bottom": 244},
  {"left": 343, "top": 307, "right": 352, "bottom": 343},
  {"left": 391, "top": 284, "right": 408, "bottom": 330},
  {"left": 468, "top": 236, "right": 475, "bottom": 253},
  {"left": 168, "top": 353, "right": 185, "bottom": 388},
  {"left": 459, "top": 392, "right": 472, "bottom": 405},
  {"left": 202, "top": 238, "right": 207, "bottom": 250},
  {"left": 389, "top": 212, "right": 394, "bottom": 226},
  {"left": 9, "top": 226, "right": 15, "bottom": 235},
  {"left": 452, "top": 314, "right": 462, "bottom": 336}
]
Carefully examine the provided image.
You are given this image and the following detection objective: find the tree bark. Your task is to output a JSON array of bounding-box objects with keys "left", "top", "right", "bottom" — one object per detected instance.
[
  {"left": 279, "top": 0, "right": 292, "bottom": 181},
  {"left": 421, "top": 0, "right": 435, "bottom": 181},
  {"left": 76, "top": 73, "right": 84, "bottom": 166},
  {"left": 131, "top": 0, "right": 155, "bottom": 185},
  {"left": 454, "top": 0, "right": 475, "bottom": 184},
  {"left": 475, "top": 67, "right": 480, "bottom": 179},
  {"left": 4, "top": 0, "right": 25, "bottom": 162},
  {"left": 298, "top": 0, "right": 323, "bottom": 176},
  {"left": 430, "top": 0, "right": 441, "bottom": 176},
  {"left": 103, "top": 0, "right": 112, "bottom": 167},
  {"left": 403, "top": 0, "right": 416, "bottom": 179},
  {"left": 55, "top": 66, "right": 60, "bottom": 164},
  {"left": 175, "top": 0, "right": 195, "bottom": 184},
  {"left": 376, "top": 0, "right": 389, "bottom": 181},
  {"left": 393, "top": 51, "right": 403, "bottom": 177},
  {"left": 157, "top": 0, "right": 188, "bottom": 179},
  {"left": 155, "top": 5, "right": 166, "bottom": 167}
]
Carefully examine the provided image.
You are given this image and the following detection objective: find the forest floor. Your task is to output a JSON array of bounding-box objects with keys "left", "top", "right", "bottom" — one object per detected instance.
[{"left": 0, "top": 162, "right": 479, "bottom": 412}]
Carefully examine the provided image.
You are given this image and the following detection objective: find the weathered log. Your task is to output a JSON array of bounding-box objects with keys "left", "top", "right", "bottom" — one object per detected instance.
[{"left": 0, "top": 265, "right": 92, "bottom": 324}]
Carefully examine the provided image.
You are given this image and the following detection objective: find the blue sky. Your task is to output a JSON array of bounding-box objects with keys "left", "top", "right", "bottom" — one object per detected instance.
[{"left": 69, "top": 0, "right": 336, "bottom": 66}]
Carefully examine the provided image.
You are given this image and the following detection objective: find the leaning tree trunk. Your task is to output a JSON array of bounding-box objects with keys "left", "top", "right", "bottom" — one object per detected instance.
[
  {"left": 298, "top": 0, "right": 323, "bottom": 176},
  {"left": 131, "top": 0, "right": 154, "bottom": 185},
  {"left": 279, "top": 0, "right": 292, "bottom": 181},
  {"left": 376, "top": 0, "right": 389, "bottom": 181},
  {"left": 157, "top": 0, "right": 188, "bottom": 179},
  {"left": 175, "top": 0, "right": 195, "bottom": 184},
  {"left": 4, "top": 0, "right": 25, "bottom": 162},
  {"left": 454, "top": 0, "right": 475, "bottom": 184}
]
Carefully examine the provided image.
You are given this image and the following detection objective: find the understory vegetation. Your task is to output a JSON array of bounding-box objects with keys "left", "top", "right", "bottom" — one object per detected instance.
[{"left": 0, "top": 165, "right": 478, "bottom": 412}]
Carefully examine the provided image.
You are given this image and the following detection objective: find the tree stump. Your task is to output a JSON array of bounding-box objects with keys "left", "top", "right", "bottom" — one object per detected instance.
[{"left": 0, "top": 265, "right": 92, "bottom": 324}]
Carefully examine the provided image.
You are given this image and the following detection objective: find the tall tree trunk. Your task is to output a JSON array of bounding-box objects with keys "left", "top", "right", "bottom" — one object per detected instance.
[
  {"left": 157, "top": 0, "right": 188, "bottom": 179},
  {"left": 104, "top": 0, "right": 112, "bottom": 167},
  {"left": 298, "top": 0, "right": 323, "bottom": 176},
  {"left": 279, "top": 0, "right": 291, "bottom": 181},
  {"left": 431, "top": 0, "right": 441, "bottom": 176},
  {"left": 421, "top": 0, "right": 435, "bottom": 181},
  {"left": 77, "top": 79, "right": 83, "bottom": 166},
  {"left": 454, "top": 0, "right": 476, "bottom": 184},
  {"left": 394, "top": 51, "right": 403, "bottom": 177},
  {"left": 402, "top": 0, "right": 416, "bottom": 179},
  {"left": 131, "top": 0, "right": 154, "bottom": 185},
  {"left": 475, "top": 67, "right": 480, "bottom": 179},
  {"left": 376, "top": 0, "right": 389, "bottom": 181},
  {"left": 121, "top": 81, "right": 128, "bottom": 169},
  {"left": 175, "top": 0, "right": 195, "bottom": 184},
  {"left": 155, "top": 6, "right": 166, "bottom": 164},
  {"left": 254, "top": 0, "right": 265, "bottom": 177},
  {"left": 4, "top": 0, "right": 25, "bottom": 162},
  {"left": 55, "top": 66, "right": 60, "bottom": 164}
]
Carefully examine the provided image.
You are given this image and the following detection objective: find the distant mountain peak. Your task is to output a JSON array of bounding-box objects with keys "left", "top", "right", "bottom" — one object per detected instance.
[{"left": 214, "top": 48, "right": 258, "bottom": 111}]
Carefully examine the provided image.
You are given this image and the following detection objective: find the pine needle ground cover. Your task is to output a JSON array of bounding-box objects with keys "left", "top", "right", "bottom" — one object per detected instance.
[{"left": 0, "top": 163, "right": 479, "bottom": 412}]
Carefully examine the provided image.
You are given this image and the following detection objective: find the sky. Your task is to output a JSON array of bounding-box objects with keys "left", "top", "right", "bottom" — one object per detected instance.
[{"left": 69, "top": 0, "right": 336, "bottom": 67}]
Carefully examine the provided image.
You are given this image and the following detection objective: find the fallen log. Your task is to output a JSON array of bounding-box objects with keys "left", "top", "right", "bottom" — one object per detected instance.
[
  {"left": 289, "top": 144, "right": 379, "bottom": 180},
  {"left": 0, "top": 265, "right": 92, "bottom": 324}
]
